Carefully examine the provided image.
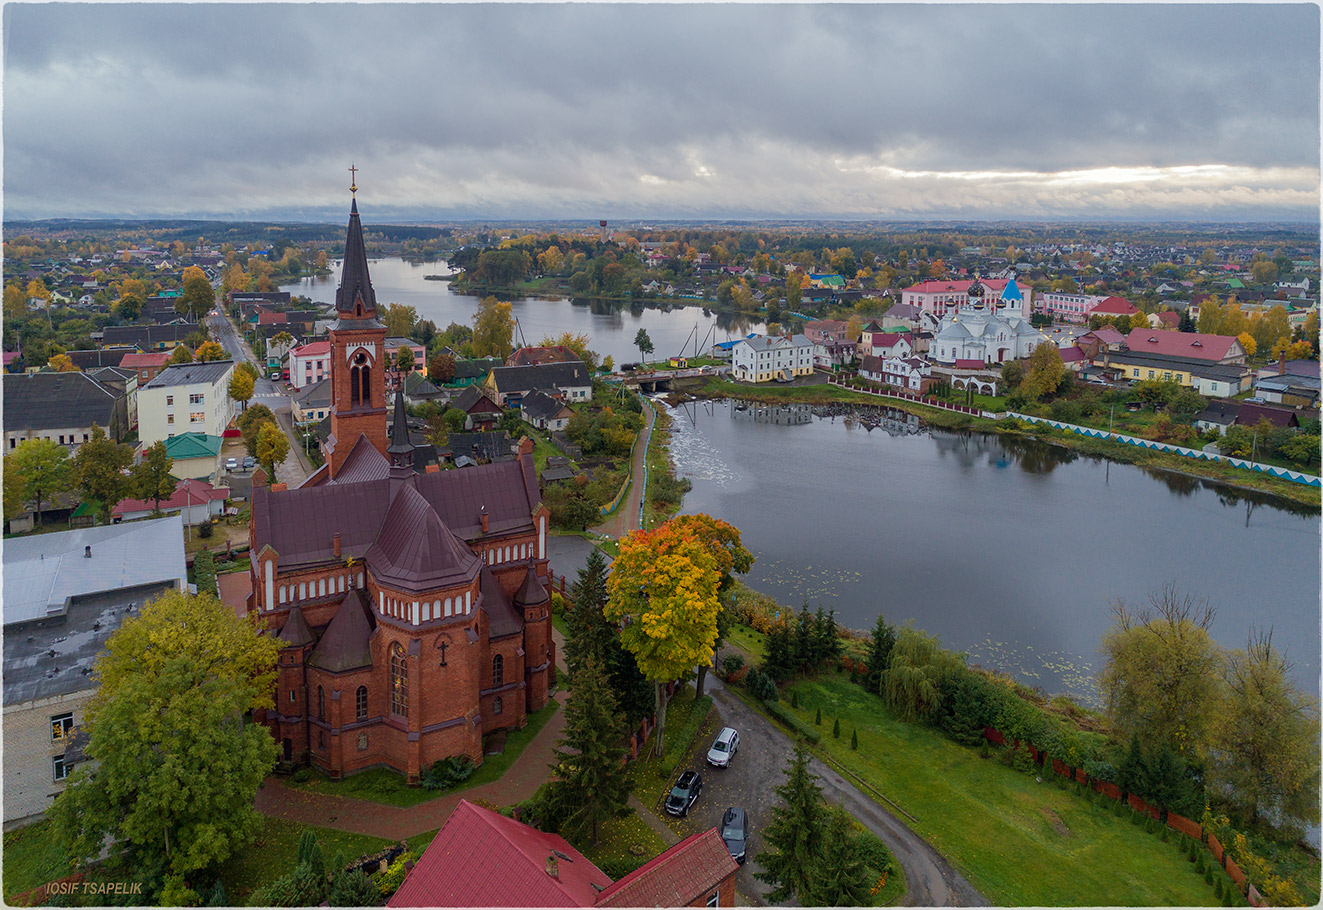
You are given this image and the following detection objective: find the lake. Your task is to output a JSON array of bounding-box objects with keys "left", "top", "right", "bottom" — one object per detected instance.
[
  {"left": 282, "top": 257, "right": 765, "bottom": 366},
  {"left": 667, "top": 399, "right": 1321, "bottom": 705}
]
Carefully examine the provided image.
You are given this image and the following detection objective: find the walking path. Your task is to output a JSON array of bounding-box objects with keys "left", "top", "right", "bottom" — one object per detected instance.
[{"left": 591, "top": 399, "right": 656, "bottom": 539}]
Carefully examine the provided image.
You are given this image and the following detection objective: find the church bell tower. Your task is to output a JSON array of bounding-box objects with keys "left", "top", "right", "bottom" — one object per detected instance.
[{"left": 326, "top": 173, "right": 388, "bottom": 478}]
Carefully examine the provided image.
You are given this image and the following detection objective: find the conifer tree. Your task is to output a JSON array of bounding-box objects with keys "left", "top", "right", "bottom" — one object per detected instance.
[
  {"left": 564, "top": 547, "right": 614, "bottom": 676},
  {"left": 546, "top": 657, "right": 631, "bottom": 845},
  {"left": 755, "top": 745, "right": 827, "bottom": 903},
  {"left": 865, "top": 613, "right": 897, "bottom": 694},
  {"left": 802, "top": 805, "right": 873, "bottom": 907}
]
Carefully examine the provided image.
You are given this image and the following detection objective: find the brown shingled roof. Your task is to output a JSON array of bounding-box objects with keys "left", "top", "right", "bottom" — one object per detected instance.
[
  {"left": 308, "top": 589, "right": 375, "bottom": 673},
  {"left": 416, "top": 457, "right": 539, "bottom": 541},
  {"left": 279, "top": 605, "right": 316, "bottom": 648},
  {"left": 594, "top": 828, "right": 738, "bottom": 907},
  {"left": 514, "top": 565, "right": 549, "bottom": 608},
  {"left": 365, "top": 483, "right": 480, "bottom": 593},
  {"left": 333, "top": 434, "right": 392, "bottom": 484},
  {"left": 480, "top": 567, "right": 523, "bottom": 639}
]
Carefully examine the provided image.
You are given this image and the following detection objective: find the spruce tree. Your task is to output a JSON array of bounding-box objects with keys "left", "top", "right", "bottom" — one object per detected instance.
[
  {"left": 815, "top": 706, "right": 822, "bottom": 725},
  {"left": 564, "top": 548, "right": 613, "bottom": 676},
  {"left": 802, "top": 805, "right": 873, "bottom": 907},
  {"left": 545, "top": 656, "right": 631, "bottom": 845},
  {"left": 865, "top": 613, "right": 896, "bottom": 694},
  {"left": 832, "top": 718, "right": 841, "bottom": 739},
  {"left": 851, "top": 729, "right": 858, "bottom": 750},
  {"left": 795, "top": 604, "right": 815, "bottom": 672},
  {"left": 754, "top": 745, "right": 827, "bottom": 903}
]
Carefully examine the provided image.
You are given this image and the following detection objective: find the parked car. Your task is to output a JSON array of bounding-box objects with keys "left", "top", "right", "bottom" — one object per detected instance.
[
  {"left": 243, "top": 456, "right": 256, "bottom": 469},
  {"left": 1246, "top": 396, "right": 1267, "bottom": 404},
  {"left": 706, "top": 727, "right": 740, "bottom": 768},
  {"left": 720, "top": 807, "right": 748, "bottom": 864},
  {"left": 664, "top": 770, "right": 703, "bottom": 817},
  {"left": 225, "top": 457, "right": 238, "bottom": 471}
]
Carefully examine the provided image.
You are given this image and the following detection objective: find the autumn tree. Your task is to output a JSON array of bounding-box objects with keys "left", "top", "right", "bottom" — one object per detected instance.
[
  {"left": 540, "top": 331, "right": 599, "bottom": 371},
  {"left": 785, "top": 271, "right": 803, "bottom": 309},
  {"left": 1212, "top": 630, "right": 1320, "bottom": 828},
  {"left": 604, "top": 515, "right": 750, "bottom": 755},
  {"left": 1020, "top": 342, "right": 1067, "bottom": 399},
  {"left": 26, "top": 277, "right": 51, "bottom": 305},
  {"left": 1252, "top": 306, "right": 1291, "bottom": 354},
  {"left": 71, "top": 424, "right": 133, "bottom": 523},
  {"left": 542, "top": 657, "right": 632, "bottom": 845},
  {"left": 383, "top": 303, "right": 419, "bottom": 339},
  {"left": 270, "top": 330, "right": 295, "bottom": 359},
  {"left": 1249, "top": 259, "right": 1278, "bottom": 286},
  {"left": 194, "top": 340, "right": 226, "bottom": 363},
  {"left": 7, "top": 437, "right": 72, "bottom": 527},
  {"left": 238, "top": 404, "right": 277, "bottom": 458},
  {"left": 257, "top": 421, "right": 290, "bottom": 481},
  {"left": 1099, "top": 585, "right": 1224, "bottom": 756},
  {"left": 168, "top": 344, "right": 194, "bottom": 365},
  {"left": 1236, "top": 332, "right": 1257, "bottom": 357},
  {"left": 845, "top": 314, "right": 863, "bottom": 343},
  {"left": 47, "top": 353, "right": 77, "bottom": 372},
  {"left": 428, "top": 353, "right": 456, "bottom": 384},
  {"left": 754, "top": 745, "right": 827, "bottom": 903},
  {"left": 634, "top": 328, "right": 654, "bottom": 364},
  {"left": 229, "top": 369, "right": 256, "bottom": 412},
  {"left": 3, "top": 282, "right": 27, "bottom": 319},
  {"left": 132, "top": 441, "right": 178, "bottom": 516},
  {"left": 395, "top": 346, "right": 417, "bottom": 373},
  {"left": 49, "top": 590, "right": 280, "bottom": 889},
  {"left": 471, "top": 296, "right": 514, "bottom": 360},
  {"left": 177, "top": 266, "right": 215, "bottom": 320}
]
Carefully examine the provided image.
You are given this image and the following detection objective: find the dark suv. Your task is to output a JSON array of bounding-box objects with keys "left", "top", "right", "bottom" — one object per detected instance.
[
  {"left": 720, "top": 807, "right": 748, "bottom": 864},
  {"left": 664, "top": 770, "right": 703, "bottom": 816}
]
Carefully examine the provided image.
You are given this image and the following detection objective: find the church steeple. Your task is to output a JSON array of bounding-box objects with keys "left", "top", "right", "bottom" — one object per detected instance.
[
  {"left": 335, "top": 196, "right": 380, "bottom": 322},
  {"left": 387, "top": 387, "right": 414, "bottom": 467}
]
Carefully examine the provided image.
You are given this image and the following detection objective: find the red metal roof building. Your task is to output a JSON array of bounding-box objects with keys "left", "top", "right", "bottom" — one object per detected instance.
[
  {"left": 389, "top": 800, "right": 739, "bottom": 908},
  {"left": 1123, "top": 328, "right": 1246, "bottom": 364}
]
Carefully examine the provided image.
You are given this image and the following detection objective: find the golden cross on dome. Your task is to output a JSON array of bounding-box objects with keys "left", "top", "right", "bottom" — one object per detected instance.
[{"left": 349, "top": 164, "right": 358, "bottom": 197}]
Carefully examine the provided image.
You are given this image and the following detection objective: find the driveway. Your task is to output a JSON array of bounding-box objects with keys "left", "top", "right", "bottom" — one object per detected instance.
[{"left": 654, "top": 675, "right": 987, "bottom": 907}]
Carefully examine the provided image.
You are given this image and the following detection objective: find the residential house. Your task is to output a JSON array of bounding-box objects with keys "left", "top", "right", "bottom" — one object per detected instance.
[
  {"left": 1147, "top": 311, "right": 1182, "bottom": 330},
  {"left": 289, "top": 341, "right": 332, "bottom": 389},
  {"left": 101, "top": 323, "right": 200, "bottom": 351},
  {"left": 112, "top": 477, "right": 228, "bottom": 524},
  {"left": 1252, "top": 373, "right": 1320, "bottom": 409},
  {"left": 1035, "top": 292, "right": 1138, "bottom": 325},
  {"left": 1122, "top": 329, "right": 1246, "bottom": 365},
  {"left": 137, "top": 360, "right": 236, "bottom": 446},
  {"left": 64, "top": 348, "right": 137, "bottom": 371},
  {"left": 3, "top": 371, "right": 126, "bottom": 452},
  {"left": 1236, "top": 403, "right": 1302, "bottom": 430},
  {"left": 85, "top": 366, "right": 138, "bottom": 431},
  {"left": 520, "top": 390, "right": 574, "bottom": 432},
  {"left": 3, "top": 516, "right": 187, "bottom": 825},
  {"left": 802, "top": 320, "right": 855, "bottom": 368},
  {"left": 448, "top": 357, "right": 503, "bottom": 388},
  {"left": 385, "top": 337, "right": 427, "bottom": 377},
  {"left": 1194, "top": 400, "right": 1241, "bottom": 435},
  {"left": 118, "top": 351, "right": 171, "bottom": 386},
  {"left": 859, "top": 354, "right": 932, "bottom": 392},
  {"left": 486, "top": 361, "right": 592, "bottom": 408},
  {"left": 401, "top": 371, "right": 445, "bottom": 406},
  {"left": 388, "top": 799, "right": 739, "bottom": 909},
  {"left": 292, "top": 378, "right": 333, "bottom": 426},
  {"left": 1098, "top": 350, "right": 1249, "bottom": 398},
  {"left": 444, "top": 431, "right": 518, "bottom": 464},
  {"left": 731, "top": 334, "right": 815, "bottom": 382},
  {"left": 452, "top": 386, "right": 505, "bottom": 430},
  {"left": 160, "top": 432, "right": 224, "bottom": 481},
  {"left": 506, "top": 345, "right": 580, "bottom": 367},
  {"left": 864, "top": 332, "right": 913, "bottom": 360},
  {"left": 902, "top": 277, "right": 1031, "bottom": 319}
]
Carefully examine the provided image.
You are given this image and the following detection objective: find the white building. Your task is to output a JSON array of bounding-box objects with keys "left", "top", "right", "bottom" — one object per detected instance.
[
  {"left": 289, "top": 340, "right": 331, "bottom": 390},
  {"left": 901, "top": 276, "right": 1031, "bottom": 319},
  {"left": 859, "top": 354, "right": 931, "bottom": 392},
  {"left": 137, "top": 360, "right": 236, "bottom": 447},
  {"left": 930, "top": 279, "right": 1050, "bottom": 366},
  {"left": 732, "top": 334, "right": 816, "bottom": 382}
]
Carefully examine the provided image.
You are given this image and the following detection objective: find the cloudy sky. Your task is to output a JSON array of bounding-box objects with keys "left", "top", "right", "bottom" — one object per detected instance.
[{"left": 4, "top": 3, "right": 1319, "bottom": 223}]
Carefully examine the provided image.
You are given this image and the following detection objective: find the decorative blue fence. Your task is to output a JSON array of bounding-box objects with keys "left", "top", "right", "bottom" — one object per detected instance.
[{"left": 1005, "top": 412, "right": 1321, "bottom": 487}]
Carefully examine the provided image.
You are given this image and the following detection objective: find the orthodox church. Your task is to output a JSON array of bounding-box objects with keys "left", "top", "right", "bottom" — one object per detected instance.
[
  {"left": 247, "top": 192, "right": 554, "bottom": 782},
  {"left": 929, "top": 275, "right": 1050, "bottom": 366}
]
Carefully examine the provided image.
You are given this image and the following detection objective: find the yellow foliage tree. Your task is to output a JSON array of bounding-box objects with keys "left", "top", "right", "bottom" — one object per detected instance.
[
  {"left": 47, "top": 353, "right": 77, "bottom": 372},
  {"left": 1237, "top": 332, "right": 1257, "bottom": 357},
  {"left": 194, "top": 341, "right": 226, "bottom": 362}
]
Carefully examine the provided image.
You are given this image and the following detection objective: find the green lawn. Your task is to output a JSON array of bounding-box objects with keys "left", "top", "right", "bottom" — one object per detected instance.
[
  {"left": 781, "top": 672, "right": 1219, "bottom": 907},
  {"left": 2, "top": 821, "right": 71, "bottom": 902},
  {"left": 723, "top": 623, "right": 766, "bottom": 664},
  {"left": 218, "top": 814, "right": 392, "bottom": 903},
  {"left": 577, "top": 811, "right": 671, "bottom": 877},
  {"left": 284, "top": 699, "right": 559, "bottom": 807}
]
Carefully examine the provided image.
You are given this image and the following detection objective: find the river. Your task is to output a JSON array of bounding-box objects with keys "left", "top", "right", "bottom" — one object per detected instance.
[
  {"left": 667, "top": 399, "right": 1321, "bottom": 705},
  {"left": 282, "top": 257, "right": 765, "bottom": 366}
]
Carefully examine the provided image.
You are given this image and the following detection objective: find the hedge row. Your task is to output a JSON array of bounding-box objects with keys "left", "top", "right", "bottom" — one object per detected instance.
[
  {"left": 660, "top": 695, "right": 713, "bottom": 777},
  {"left": 765, "top": 701, "right": 821, "bottom": 744}
]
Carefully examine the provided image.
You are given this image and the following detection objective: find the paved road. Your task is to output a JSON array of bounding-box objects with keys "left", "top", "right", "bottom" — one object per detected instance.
[{"left": 659, "top": 674, "right": 987, "bottom": 907}]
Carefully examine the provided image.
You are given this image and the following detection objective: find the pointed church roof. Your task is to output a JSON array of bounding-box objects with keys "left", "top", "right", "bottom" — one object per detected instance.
[
  {"left": 479, "top": 566, "right": 524, "bottom": 639},
  {"left": 308, "top": 588, "right": 375, "bottom": 673},
  {"left": 387, "top": 388, "right": 413, "bottom": 459},
  {"left": 332, "top": 434, "right": 392, "bottom": 484},
  {"left": 1000, "top": 277, "right": 1023, "bottom": 302},
  {"left": 335, "top": 198, "right": 379, "bottom": 318},
  {"left": 278, "top": 604, "right": 316, "bottom": 648},
  {"left": 513, "top": 564, "right": 549, "bottom": 608},
  {"left": 365, "top": 482, "right": 480, "bottom": 593}
]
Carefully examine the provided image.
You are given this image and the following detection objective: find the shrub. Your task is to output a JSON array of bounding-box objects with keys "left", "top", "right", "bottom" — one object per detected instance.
[
  {"left": 374, "top": 852, "right": 416, "bottom": 898},
  {"left": 292, "top": 768, "right": 310, "bottom": 783},
  {"left": 814, "top": 707, "right": 822, "bottom": 725},
  {"left": 422, "top": 755, "right": 476, "bottom": 791},
  {"left": 1161, "top": 826, "right": 1170, "bottom": 842},
  {"left": 851, "top": 729, "right": 858, "bottom": 750},
  {"left": 765, "top": 701, "right": 821, "bottom": 744},
  {"left": 832, "top": 718, "right": 840, "bottom": 739},
  {"left": 192, "top": 549, "right": 217, "bottom": 596},
  {"left": 727, "top": 665, "right": 750, "bottom": 686},
  {"left": 660, "top": 696, "right": 713, "bottom": 777},
  {"left": 197, "top": 520, "right": 214, "bottom": 539},
  {"left": 721, "top": 654, "right": 745, "bottom": 678},
  {"left": 328, "top": 868, "right": 381, "bottom": 907},
  {"left": 551, "top": 592, "right": 565, "bottom": 616},
  {"left": 753, "top": 672, "right": 779, "bottom": 702},
  {"left": 853, "top": 828, "right": 895, "bottom": 876},
  {"left": 790, "top": 690, "right": 799, "bottom": 709}
]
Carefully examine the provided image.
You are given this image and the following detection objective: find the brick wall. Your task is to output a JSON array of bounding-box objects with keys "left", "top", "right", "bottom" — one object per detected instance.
[{"left": 3, "top": 691, "right": 95, "bottom": 826}]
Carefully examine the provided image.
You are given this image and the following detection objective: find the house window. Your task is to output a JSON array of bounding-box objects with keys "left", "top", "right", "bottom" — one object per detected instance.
[
  {"left": 390, "top": 644, "right": 408, "bottom": 716},
  {"left": 706, "top": 891, "right": 720, "bottom": 907},
  {"left": 53, "top": 755, "right": 71, "bottom": 782},
  {"left": 51, "top": 712, "right": 74, "bottom": 741},
  {"left": 167, "top": 415, "right": 174, "bottom": 425},
  {"left": 492, "top": 654, "right": 504, "bottom": 687},
  {"left": 356, "top": 686, "right": 368, "bottom": 720},
  {"left": 318, "top": 686, "right": 325, "bottom": 721},
  {"left": 166, "top": 395, "right": 174, "bottom": 406},
  {"left": 494, "top": 696, "right": 503, "bottom": 715},
  {"left": 189, "top": 393, "right": 203, "bottom": 405},
  {"left": 190, "top": 412, "right": 205, "bottom": 423},
  {"left": 290, "top": 690, "right": 296, "bottom": 703}
]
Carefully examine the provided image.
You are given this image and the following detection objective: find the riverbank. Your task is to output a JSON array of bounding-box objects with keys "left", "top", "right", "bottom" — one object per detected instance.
[{"left": 690, "top": 376, "right": 1321, "bottom": 509}]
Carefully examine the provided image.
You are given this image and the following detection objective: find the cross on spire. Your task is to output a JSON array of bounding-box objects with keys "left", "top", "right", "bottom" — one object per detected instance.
[{"left": 349, "top": 163, "right": 358, "bottom": 197}]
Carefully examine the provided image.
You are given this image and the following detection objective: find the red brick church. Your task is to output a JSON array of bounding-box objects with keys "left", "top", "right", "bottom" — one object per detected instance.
[{"left": 247, "top": 193, "right": 554, "bottom": 783}]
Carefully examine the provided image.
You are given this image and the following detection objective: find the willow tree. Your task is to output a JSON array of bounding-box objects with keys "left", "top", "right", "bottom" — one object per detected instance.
[
  {"left": 882, "top": 624, "right": 964, "bottom": 722},
  {"left": 605, "top": 514, "right": 750, "bottom": 756}
]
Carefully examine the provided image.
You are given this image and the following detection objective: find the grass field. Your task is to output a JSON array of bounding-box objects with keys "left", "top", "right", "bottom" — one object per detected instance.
[
  {"left": 781, "top": 672, "right": 1221, "bottom": 907},
  {"left": 2, "top": 821, "right": 72, "bottom": 902},
  {"left": 218, "top": 815, "right": 393, "bottom": 902},
  {"left": 577, "top": 811, "right": 671, "bottom": 877},
  {"left": 284, "top": 699, "right": 559, "bottom": 807}
]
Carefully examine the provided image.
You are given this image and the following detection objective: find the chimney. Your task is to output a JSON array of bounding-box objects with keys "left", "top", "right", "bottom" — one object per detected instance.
[
  {"left": 480, "top": 506, "right": 489, "bottom": 534},
  {"left": 518, "top": 435, "right": 534, "bottom": 458},
  {"left": 1279, "top": 351, "right": 1287, "bottom": 376},
  {"left": 545, "top": 855, "right": 559, "bottom": 880},
  {"left": 333, "top": 533, "right": 341, "bottom": 558},
  {"left": 84, "top": 546, "right": 91, "bottom": 558}
]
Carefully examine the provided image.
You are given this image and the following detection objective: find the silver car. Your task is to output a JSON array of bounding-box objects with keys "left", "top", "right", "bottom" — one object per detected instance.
[{"left": 706, "top": 726, "right": 739, "bottom": 767}]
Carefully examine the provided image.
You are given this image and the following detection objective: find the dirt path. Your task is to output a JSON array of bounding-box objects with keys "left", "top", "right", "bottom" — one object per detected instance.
[{"left": 591, "top": 399, "right": 656, "bottom": 539}]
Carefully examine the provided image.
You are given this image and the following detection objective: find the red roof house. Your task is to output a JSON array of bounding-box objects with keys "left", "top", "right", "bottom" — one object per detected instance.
[
  {"left": 257, "top": 310, "right": 288, "bottom": 325},
  {"left": 389, "top": 800, "right": 739, "bottom": 908},
  {"left": 112, "top": 478, "right": 228, "bottom": 522},
  {"left": 507, "top": 345, "right": 580, "bottom": 367},
  {"left": 1123, "top": 329, "right": 1245, "bottom": 364},
  {"left": 118, "top": 350, "right": 172, "bottom": 385},
  {"left": 1090, "top": 296, "right": 1139, "bottom": 317}
]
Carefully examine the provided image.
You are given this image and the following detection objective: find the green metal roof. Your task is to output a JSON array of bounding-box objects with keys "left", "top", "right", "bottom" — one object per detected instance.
[{"left": 163, "top": 432, "right": 223, "bottom": 460}]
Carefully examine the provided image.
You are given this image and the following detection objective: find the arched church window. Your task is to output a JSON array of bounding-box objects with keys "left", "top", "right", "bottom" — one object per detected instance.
[
  {"left": 494, "top": 696, "right": 503, "bottom": 715},
  {"left": 390, "top": 644, "right": 408, "bottom": 716},
  {"left": 356, "top": 686, "right": 368, "bottom": 720},
  {"left": 318, "top": 686, "right": 325, "bottom": 721},
  {"left": 492, "top": 654, "right": 504, "bottom": 687}
]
